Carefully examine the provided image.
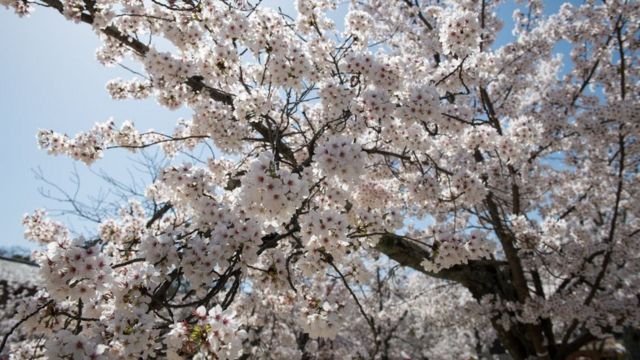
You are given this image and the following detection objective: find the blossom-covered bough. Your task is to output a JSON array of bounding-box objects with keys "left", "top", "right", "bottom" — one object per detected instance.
[{"left": 2, "top": 0, "right": 639, "bottom": 358}]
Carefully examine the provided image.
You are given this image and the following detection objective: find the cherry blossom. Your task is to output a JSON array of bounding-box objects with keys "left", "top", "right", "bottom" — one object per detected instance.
[{"left": 2, "top": 0, "right": 639, "bottom": 359}]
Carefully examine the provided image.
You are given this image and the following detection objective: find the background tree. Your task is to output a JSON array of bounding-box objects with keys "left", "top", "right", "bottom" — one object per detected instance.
[{"left": 0, "top": 0, "right": 638, "bottom": 359}]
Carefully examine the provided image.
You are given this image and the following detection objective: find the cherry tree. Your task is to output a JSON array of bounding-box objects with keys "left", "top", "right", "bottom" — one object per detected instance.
[{"left": 1, "top": 0, "right": 639, "bottom": 358}]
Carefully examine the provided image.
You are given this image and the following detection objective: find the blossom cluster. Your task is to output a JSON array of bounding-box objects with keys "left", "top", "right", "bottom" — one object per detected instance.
[
  {"left": 437, "top": 8, "right": 481, "bottom": 56},
  {"left": 37, "top": 120, "right": 149, "bottom": 164},
  {"left": 106, "top": 78, "right": 152, "bottom": 100},
  {"left": 421, "top": 231, "right": 494, "bottom": 273},
  {"left": 239, "top": 153, "right": 310, "bottom": 227},
  {"left": 166, "top": 305, "right": 245, "bottom": 359},
  {"left": 315, "top": 135, "right": 365, "bottom": 184},
  {"left": 298, "top": 297, "right": 342, "bottom": 339},
  {"left": 32, "top": 237, "right": 112, "bottom": 303}
]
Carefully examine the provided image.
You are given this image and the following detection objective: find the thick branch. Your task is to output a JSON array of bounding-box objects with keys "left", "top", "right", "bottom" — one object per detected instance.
[{"left": 374, "top": 233, "right": 508, "bottom": 298}]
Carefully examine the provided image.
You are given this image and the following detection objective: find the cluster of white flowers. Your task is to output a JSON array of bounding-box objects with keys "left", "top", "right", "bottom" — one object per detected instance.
[
  {"left": 319, "top": 80, "right": 353, "bottom": 118},
  {"left": 95, "top": 37, "right": 127, "bottom": 67},
  {"left": 299, "top": 298, "right": 341, "bottom": 339},
  {"left": 356, "top": 86, "right": 394, "bottom": 121},
  {"left": 397, "top": 84, "right": 443, "bottom": 124},
  {"left": 190, "top": 99, "right": 243, "bottom": 153},
  {"left": 461, "top": 125, "right": 498, "bottom": 153},
  {"left": 45, "top": 330, "right": 105, "bottom": 359},
  {"left": 300, "top": 209, "right": 350, "bottom": 258},
  {"left": 345, "top": 10, "right": 374, "bottom": 44},
  {"left": 32, "top": 236, "right": 112, "bottom": 303},
  {"left": 180, "top": 235, "right": 223, "bottom": 293},
  {"left": 154, "top": 162, "right": 216, "bottom": 209},
  {"left": 233, "top": 91, "right": 272, "bottom": 121},
  {"left": 113, "top": 120, "right": 143, "bottom": 148},
  {"left": 37, "top": 121, "right": 115, "bottom": 164},
  {"left": 104, "top": 308, "right": 161, "bottom": 358},
  {"left": 105, "top": 78, "right": 152, "bottom": 100},
  {"left": 438, "top": 7, "right": 481, "bottom": 56},
  {"left": 421, "top": 231, "right": 494, "bottom": 273},
  {"left": 62, "top": 0, "right": 84, "bottom": 23},
  {"left": 97, "top": 201, "right": 147, "bottom": 248},
  {"left": 294, "top": 0, "right": 336, "bottom": 36},
  {"left": 165, "top": 305, "right": 245, "bottom": 359},
  {"left": 448, "top": 170, "right": 488, "bottom": 206},
  {"left": 343, "top": 52, "right": 401, "bottom": 90},
  {"left": 0, "top": 0, "right": 31, "bottom": 16},
  {"left": 270, "top": 48, "right": 314, "bottom": 89},
  {"left": 22, "top": 209, "right": 69, "bottom": 244},
  {"left": 499, "top": 115, "right": 544, "bottom": 164},
  {"left": 352, "top": 180, "right": 394, "bottom": 210},
  {"left": 211, "top": 215, "right": 264, "bottom": 265},
  {"left": 315, "top": 135, "right": 364, "bottom": 184},
  {"left": 139, "top": 233, "right": 179, "bottom": 267},
  {"left": 36, "top": 120, "right": 153, "bottom": 164},
  {"left": 239, "top": 153, "right": 310, "bottom": 227},
  {"left": 249, "top": 251, "right": 291, "bottom": 290},
  {"left": 143, "top": 49, "right": 193, "bottom": 86}
]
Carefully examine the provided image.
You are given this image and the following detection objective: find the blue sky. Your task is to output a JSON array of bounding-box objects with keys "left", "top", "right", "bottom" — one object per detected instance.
[
  {"left": 0, "top": 1, "right": 578, "bottom": 250},
  {"left": 0, "top": 8, "right": 186, "bottom": 249}
]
